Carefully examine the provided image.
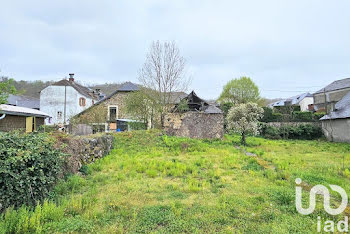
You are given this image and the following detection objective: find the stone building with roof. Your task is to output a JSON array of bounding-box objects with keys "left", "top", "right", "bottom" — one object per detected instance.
[
  {"left": 313, "top": 77, "right": 350, "bottom": 113},
  {"left": 164, "top": 91, "right": 224, "bottom": 139},
  {"left": 40, "top": 73, "right": 101, "bottom": 125},
  {"left": 320, "top": 88, "right": 350, "bottom": 142},
  {"left": 72, "top": 82, "right": 188, "bottom": 134}
]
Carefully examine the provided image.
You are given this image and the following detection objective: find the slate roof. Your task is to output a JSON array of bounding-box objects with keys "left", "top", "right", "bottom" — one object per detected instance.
[
  {"left": 0, "top": 104, "right": 50, "bottom": 118},
  {"left": 271, "top": 93, "right": 312, "bottom": 107},
  {"left": 168, "top": 92, "right": 188, "bottom": 104},
  {"left": 7, "top": 94, "right": 40, "bottom": 109},
  {"left": 203, "top": 105, "right": 223, "bottom": 114},
  {"left": 52, "top": 79, "right": 99, "bottom": 100},
  {"left": 117, "top": 82, "right": 140, "bottom": 92},
  {"left": 314, "top": 78, "right": 350, "bottom": 94},
  {"left": 321, "top": 91, "right": 350, "bottom": 120}
]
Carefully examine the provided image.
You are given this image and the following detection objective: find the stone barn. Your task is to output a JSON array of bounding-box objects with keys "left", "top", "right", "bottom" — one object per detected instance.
[{"left": 164, "top": 91, "right": 224, "bottom": 139}]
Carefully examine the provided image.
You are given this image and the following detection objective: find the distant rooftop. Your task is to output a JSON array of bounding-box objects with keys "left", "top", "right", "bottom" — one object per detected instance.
[
  {"left": 7, "top": 94, "right": 40, "bottom": 110},
  {"left": 271, "top": 93, "right": 312, "bottom": 107},
  {"left": 117, "top": 82, "right": 140, "bottom": 92},
  {"left": 51, "top": 77, "right": 100, "bottom": 100},
  {"left": 314, "top": 78, "right": 350, "bottom": 94}
]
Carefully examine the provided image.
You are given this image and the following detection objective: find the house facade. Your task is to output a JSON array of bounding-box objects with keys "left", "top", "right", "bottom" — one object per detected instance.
[
  {"left": 72, "top": 82, "right": 188, "bottom": 134},
  {"left": 269, "top": 93, "right": 313, "bottom": 112},
  {"left": 0, "top": 104, "right": 49, "bottom": 132},
  {"left": 72, "top": 82, "right": 141, "bottom": 133},
  {"left": 40, "top": 74, "right": 100, "bottom": 125},
  {"left": 313, "top": 77, "right": 350, "bottom": 113}
]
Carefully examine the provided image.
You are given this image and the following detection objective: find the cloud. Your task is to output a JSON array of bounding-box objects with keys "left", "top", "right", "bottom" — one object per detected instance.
[{"left": 1, "top": 0, "right": 350, "bottom": 99}]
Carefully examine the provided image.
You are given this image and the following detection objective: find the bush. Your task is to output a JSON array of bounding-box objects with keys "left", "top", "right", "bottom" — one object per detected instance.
[
  {"left": 293, "top": 111, "right": 313, "bottom": 121},
  {"left": 313, "top": 112, "right": 325, "bottom": 120},
  {"left": 261, "top": 108, "right": 283, "bottom": 122},
  {"left": 0, "top": 132, "right": 64, "bottom": 210},
  {"left": 260, "top": 123, "right": 323, "bottom": 140}
]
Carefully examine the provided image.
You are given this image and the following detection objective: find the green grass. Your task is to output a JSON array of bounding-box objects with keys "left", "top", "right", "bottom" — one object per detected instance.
[{"left": 1, "top": 130, "right": 350, "bottom": 233}]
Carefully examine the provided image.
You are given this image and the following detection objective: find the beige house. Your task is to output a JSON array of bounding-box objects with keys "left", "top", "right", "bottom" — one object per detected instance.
[{"left": 313, "top": 77, "right": 350, "bottom": 113}]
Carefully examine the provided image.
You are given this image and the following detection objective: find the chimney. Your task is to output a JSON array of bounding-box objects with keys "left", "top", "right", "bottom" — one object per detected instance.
[{"left": 69, "top": 73, "right": 74, "bottom": 82}]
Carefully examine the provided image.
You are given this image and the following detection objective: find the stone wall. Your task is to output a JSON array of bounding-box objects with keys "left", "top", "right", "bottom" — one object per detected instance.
[
  {"left": 164, "top": 112, "right": 224, "bottom": 139},
  {"left": 57, "top": 134, "right": 114, "bottom": 174},
  {"left": 265, "top": 121, "right": 321, "bottom": 128}
]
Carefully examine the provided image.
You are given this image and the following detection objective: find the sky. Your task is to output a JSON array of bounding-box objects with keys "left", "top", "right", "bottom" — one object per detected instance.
[{"left": 1, "top": 0, "right": 350, "bottom": 99}]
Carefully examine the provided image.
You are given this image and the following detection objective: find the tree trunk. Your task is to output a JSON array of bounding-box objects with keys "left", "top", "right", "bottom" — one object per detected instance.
[{"left": 241, "top": 132, "right": 246, "bottom": 145}]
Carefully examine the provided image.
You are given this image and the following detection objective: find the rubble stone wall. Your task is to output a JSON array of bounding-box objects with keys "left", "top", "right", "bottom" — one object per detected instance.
[{"left": 164, "top": 112, "right": 224, "bottom": 139}]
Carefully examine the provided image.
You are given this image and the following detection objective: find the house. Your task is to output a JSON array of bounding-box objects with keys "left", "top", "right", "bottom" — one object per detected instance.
[
  {"left": 164, "top": 91, "right": 224, "bottom": 139},
  {"left": 320, "top": 91, "right": 350, "bottom": 142},
  {"left": 7, "top": 94, "right": 40, "bottom": 110},
  {"left": 269, "top": 93, "right": 314, "bottom": 112},
  {"left": 40, "top": 74, "right": 100, "bottom": 125},
  {"left": 0, "top": 104, "right": 49, "bottom": 132},
  {"left": 72, "top": 82, "right": 188, "bottom": 134},
  {"left": 313, "top": 77, "right": 350, "bottom": 113},
  {"left": 72, "top": 82, "right": 141, "bottom": 133}
]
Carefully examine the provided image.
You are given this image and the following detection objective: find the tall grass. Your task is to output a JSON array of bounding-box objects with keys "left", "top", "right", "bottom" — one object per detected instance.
[{"left": 0, "top": 130, "right": 348, "bottom": 233}]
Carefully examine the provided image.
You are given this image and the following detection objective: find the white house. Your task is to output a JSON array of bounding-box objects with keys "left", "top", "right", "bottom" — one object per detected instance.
[
  {"left": 269, "top": 93, "right": 314, "bottom": 112},
  {"left": 40, "top": 74, "right": 100, "bottom": 125}
]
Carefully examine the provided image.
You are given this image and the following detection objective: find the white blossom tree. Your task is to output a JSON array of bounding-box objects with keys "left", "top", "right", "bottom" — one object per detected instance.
[{"left": 226, "top": 102, "right": 264, "bottom": 145}]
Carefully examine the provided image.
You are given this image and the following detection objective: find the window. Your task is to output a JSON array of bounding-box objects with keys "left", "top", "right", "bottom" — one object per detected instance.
[
  {"left": 79, "top": 97, "right": 86, "bottom": 106},
  {"left": 108, "top": 106, "right": 118, "bottom": 121},
  {"left": 57, "top": 111, "right": 62, "bottom": 119}
]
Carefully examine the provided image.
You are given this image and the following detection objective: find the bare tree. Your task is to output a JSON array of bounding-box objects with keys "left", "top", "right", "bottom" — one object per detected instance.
[{"left": 138, "top": 41, "right": 191, "bottom": 127}]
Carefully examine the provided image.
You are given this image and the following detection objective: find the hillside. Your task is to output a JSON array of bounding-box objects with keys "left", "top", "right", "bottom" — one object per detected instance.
[
  {"left": 1, "top": 130, "right": 349, "bottom": 233},
  {"left": 1, "top": 76, "right": 123, "bottom": 98}
]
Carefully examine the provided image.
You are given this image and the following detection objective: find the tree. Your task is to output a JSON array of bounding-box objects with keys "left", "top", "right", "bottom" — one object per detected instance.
[
  {"left": 226, "top": 102, "right": 264, "bottom": 145},
  {"left": 124, "top": 88, "right": 159, "bottom": 129},
  {"left": 138, "top": 41, "right": 191, "bottom": 127},
  {"left": 218, "top": 77, "right": 260, "bottom": 105},
  {"left": 0, "top": 76, "right": 17, "bottom": 104}
]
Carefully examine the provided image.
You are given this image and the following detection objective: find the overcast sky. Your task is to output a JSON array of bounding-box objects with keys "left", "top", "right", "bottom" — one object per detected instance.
[{"left": 1, "top": 0, "right": 350, "bottom": 99}]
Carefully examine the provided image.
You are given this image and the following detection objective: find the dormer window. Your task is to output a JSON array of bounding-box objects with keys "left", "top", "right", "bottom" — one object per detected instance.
[{"left": 79, "top": 97, "right": 86, "bottom": 106}]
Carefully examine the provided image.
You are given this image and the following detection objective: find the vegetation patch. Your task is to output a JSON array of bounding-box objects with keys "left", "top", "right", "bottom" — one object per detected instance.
[{"left": 1, "top": 130, "right": 349, "bottom": 233}]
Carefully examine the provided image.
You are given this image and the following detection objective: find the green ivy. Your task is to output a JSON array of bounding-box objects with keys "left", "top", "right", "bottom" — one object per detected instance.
[{"left": 0, "top": 132, "right": 64, "bottom": 210}]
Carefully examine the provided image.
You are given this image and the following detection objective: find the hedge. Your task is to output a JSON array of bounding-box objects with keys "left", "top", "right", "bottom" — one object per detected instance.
[
  {"left": 261, "top": 107, "right": 325, "bottom": 123},
  {"left": 260, "top": 123, "right": 323, "bottom": 140},
  {"left": 0, "top": 132, "right": 64, "bottom": 211}
]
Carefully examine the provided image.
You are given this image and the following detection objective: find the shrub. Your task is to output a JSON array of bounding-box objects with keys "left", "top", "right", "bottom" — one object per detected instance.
[
  {"left": 0, "top": 132, "right": 64, "bottom": 210},
  {"left": 260, "top": 123, "right": 323, "bottom": 140},
  {"left": 260, "top": 108, "right": 283, "bottom": 122},
  {"left": 293, "top": 111, "right": 313, "bottom": 121},
  {"left": 313, "top": 112, "right": 325, "bottom": 120}
]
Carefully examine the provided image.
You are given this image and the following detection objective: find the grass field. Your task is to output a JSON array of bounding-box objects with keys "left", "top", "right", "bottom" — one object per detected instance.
[{"left": 1, "top": 130, "right": 350, "bottom": 233}]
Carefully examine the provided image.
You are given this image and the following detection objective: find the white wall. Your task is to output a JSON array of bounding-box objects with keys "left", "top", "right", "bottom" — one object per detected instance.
[
  {"left": 299, "top": 97, "right": 314, "bottom": 111},
  {"left": 322, "top": 119, "right": 350, "bottom": 142},
  {"left": 40, "top": 85, "right": 94, "bottom": 125}
]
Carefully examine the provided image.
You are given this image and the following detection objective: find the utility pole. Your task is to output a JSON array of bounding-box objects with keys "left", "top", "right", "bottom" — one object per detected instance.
[{"left": 64, "top": 85, "right": 67, "bottom": 125}]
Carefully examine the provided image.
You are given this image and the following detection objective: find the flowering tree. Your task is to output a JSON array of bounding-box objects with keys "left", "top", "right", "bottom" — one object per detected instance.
[{"left": 226, "top": 102, "right": 263, "bottom": 145}]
